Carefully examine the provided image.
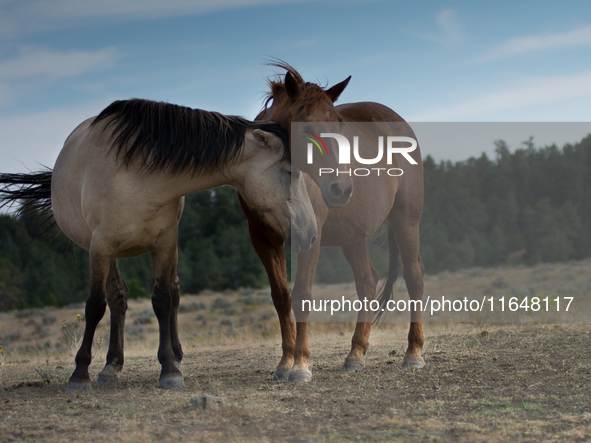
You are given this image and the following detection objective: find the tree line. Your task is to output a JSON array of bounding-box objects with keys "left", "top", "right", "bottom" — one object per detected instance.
[
  {"left": 420, "top": 135, "right": 591, "bottom": 272},
  {"left": 0, "top": 134, "right": 590, "bottom": 311}
]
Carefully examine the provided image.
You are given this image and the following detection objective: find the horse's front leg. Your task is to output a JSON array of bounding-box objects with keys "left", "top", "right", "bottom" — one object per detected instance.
[
  {"left": 289, "top": 235, "right": 322, "bottom": 382},
  {"left": 252, "top": 228, "right": 295, "bottom": 381},
  {"left": 340, "top": 241, "right": 379, "bottom": 373},
  {"left": 240, "top": 195, "right": 295, "bottom": 381}
]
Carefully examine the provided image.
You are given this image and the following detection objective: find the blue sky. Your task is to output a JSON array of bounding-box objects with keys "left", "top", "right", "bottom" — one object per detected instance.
[{"left": 1, "top": 0, "right": 591, "bottom": 173}]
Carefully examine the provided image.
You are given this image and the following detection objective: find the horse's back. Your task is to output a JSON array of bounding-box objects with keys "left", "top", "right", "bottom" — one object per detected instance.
[
  {"left": 336, "top": 102, "right": 406, "bottom": 123},
  {"left": 339, "top": 100, "right": 423, "bottom": 204},
  {"left": 337, "top": 100, "right": 422, "bottom": 165}
]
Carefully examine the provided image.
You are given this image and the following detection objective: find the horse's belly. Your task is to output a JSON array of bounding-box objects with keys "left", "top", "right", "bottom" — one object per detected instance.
[{"left": 116, "top": 245, "right": 150, "bottom": 258}]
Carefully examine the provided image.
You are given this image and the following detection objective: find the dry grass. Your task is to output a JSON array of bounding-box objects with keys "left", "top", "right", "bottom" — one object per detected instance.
[{"left": 1, "top": 261, "right": 591, "bottom": 442}]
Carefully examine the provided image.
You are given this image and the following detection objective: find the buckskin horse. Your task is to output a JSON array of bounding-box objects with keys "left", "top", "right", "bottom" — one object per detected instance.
[
  {"left": 0, "top": 98, "right": 317, "bottom": 390},
  {"left": 239, "top": 62, "right": 425, "bottom": 382}
]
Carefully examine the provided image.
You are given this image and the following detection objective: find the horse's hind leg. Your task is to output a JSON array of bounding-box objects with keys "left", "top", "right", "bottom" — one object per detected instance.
[
  {"left": 169, "top": 273, "right": 183, "bottom": 365},
  {"left": 389, "top": 214, "right": 425, "bottom": 369},
  {"left": 340, "top": 242, "right": 379, "bottom": 373},
  {"left": 95, "top": 260, "right": 128, "bottom": 387},
  {"left": 151, "top": 241, "right": 185, "bottom": 389},
  {"left": 67, "top": 249, "right": 111, "bottom": 391}
]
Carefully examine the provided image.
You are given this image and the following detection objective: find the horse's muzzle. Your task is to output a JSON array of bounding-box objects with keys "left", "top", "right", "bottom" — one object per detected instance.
[
  {"left": 320, "top": 182, "right": 354, "bottom": 209},
  {"left": 284, "top": 232, "right": 317, "bottom": 254}
]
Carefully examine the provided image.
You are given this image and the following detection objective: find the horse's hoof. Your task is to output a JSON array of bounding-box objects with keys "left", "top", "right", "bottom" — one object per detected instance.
[
  {"left": 94, "top": 372, "right": 119, "bottom": 388},
  {"left": 159, "top": 376, "right": 185, "bottom": 390},
  {"left": 95, "top": 366, "right": 119, "bottom": 387},
  {"left": 66, "top": 380, "right": 92, "bottom": 392},
  {"left": 288, "top": 368, "right": 312, "bottom": 383},
  {"left": 402, "top": 357, "right": 425, "bottom": 369},
  {"left": 95, "top": 374, "right": 118, "bottom": 387},
  {"left": 273, "top": 369, "right": 291, "bottom": 382},
  {"left": 341, "top": 360, "right": 364, "bottom": 373}
]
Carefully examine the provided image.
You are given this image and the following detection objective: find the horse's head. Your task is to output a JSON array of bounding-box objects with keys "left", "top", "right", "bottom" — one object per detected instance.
[
  {"left": 259, "top": 62, "right": 354, "bottom": 209},
  {"left": 237, "top": 127, "right": 317, "bottom": 254}
]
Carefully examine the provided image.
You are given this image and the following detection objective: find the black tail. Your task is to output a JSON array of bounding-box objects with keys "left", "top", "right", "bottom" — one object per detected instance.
[
  {"left": 0, "top": 170, "right": 53, "bottom": 217},
  {"left": 374, "top": 224, "right": 401, "bottom": 323}
]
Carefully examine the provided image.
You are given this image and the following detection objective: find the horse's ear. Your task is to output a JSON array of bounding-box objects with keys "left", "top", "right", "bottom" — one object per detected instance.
[
  {"left": 326, "top": 76, "right": 351, "bottom": 103},
  {"left": 285, "top": 71, "right": 300, "bottom": 99},
  {"left": 253, "top": 129, "right": 282, "bottom": 151}
]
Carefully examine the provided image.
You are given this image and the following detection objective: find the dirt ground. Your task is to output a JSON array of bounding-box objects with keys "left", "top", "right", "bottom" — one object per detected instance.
[{"left": 1, "top": 261, "right": 591, "bottom": 442}]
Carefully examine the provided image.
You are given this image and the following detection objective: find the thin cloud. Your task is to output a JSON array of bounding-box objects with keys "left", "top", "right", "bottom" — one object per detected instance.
[
  {"left": 1, "top": 0, "right": 319, "bottom": 35},
  {"left": 476, "top": 26, "right": 591, "bottom": 63},
  {"left": 18, "top": 0, "right": 248, "bottom": 19},
  {"left": 411, "top": 71, "right": 591, "bottom": 121},
  {"left": 0, "top": 46, "right": 120, "bottom": 80},
  {"left": 417, "top": 8, "right": 464, "bottom": 47},
  {"left": 289, "top": 38, "right": 318, "bottom": 49},
  {"left": 436, "top": 9, "right": 463, "bottom": 46}
]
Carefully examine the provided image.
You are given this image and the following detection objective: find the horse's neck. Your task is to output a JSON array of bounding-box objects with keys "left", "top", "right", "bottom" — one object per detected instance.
[{"left": 167, "top": 168, "right": 241, "bottom": 199}]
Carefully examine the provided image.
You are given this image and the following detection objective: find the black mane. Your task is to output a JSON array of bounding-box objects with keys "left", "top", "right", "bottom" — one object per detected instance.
[{"left": 92, "top": 99, "right": 289, "bottom": 174}]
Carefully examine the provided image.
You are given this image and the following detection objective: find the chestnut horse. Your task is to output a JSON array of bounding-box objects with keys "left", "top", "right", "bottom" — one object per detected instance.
[
  {"left": 0, "top": 98, "right": 317, "bottom": 390},
  {"left": 240, "top": 62, "right": 425, "bottom": 382}
]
